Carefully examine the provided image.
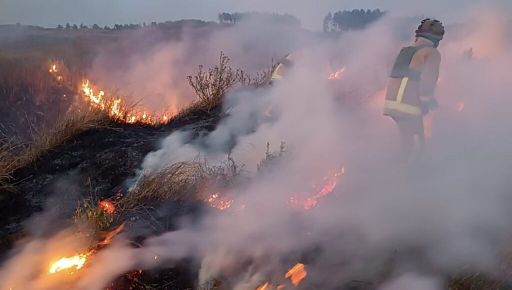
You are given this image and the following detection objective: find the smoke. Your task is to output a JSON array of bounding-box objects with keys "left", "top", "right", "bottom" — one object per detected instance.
[
  {"left": 132, "top": 7, "right": 512, "bottom": 289},
  {"left": 3, "top": 4, "right": 512, "bottom": 290},
  {"left": 88, "top": 18, "right": 307, "bottom": 115},
  {"left": 379, "top": 273, "right": 442, "bottom": 290}
]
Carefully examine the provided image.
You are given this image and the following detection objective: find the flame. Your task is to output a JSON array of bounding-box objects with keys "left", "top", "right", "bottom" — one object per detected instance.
[
  {"left": 49, "top": 63, "right": 64, "bottom": 82},
  {"left": 48, "top": 224, "right": 125, "bottom": 277},
  {"left": 328, "top": 67, "right": 346, "bottom": 80},
  {"left": 80, "top": 79, "right": 173, "bottom": 125},
  {"left": 255, "top": 263, "right": 307, "bottom": 290},
  {"left": 49, "top": 64, "right": 58, "bottom": 73},
  {"left": 97, "top": 223, "right": 126, "bottom": 248},
  {"left": 285, "top": 263, "right": 307, "bottom": 286},
  {"left": 48, "top": 253, "right": 88, "bottom": 274},
  {"left": 206, "top": 192, "right": 234, "bottom": 210},
  {"left": 256, "top": 282, "right": 270, "bottom": 290},
  {"left": 48, "top": 63, "right": 178, "bottom": 125},
  {"left": 98, "top": 200, "right": 116, "bottom": 215},
  {"left": 290, "top": 167, "right": 345, "bottom": 210}
]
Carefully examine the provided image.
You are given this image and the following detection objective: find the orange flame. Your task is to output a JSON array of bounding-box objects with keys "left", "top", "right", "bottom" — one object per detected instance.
[
  {"left": 49, "top": 63, "right": 64, "bottom": 82},
  {"left": 328, "top": 67, "right": 346, "bottom": 80},
  {"left": 98, "top": 200, "right": 116, "bottom": 215},
  {"left": 48, "top": 253, "right": 88, "bottom": 274},
  {"left": 49, "top": 64, "right": 58, "bottom": 73},
  {"left": 80, "top": 79, "right": 173, "bottom": 125},
  {"left": 290, "top": 167, "right": 345, "bottom": 210},
  {"left": 97, "top": 223, "right": 126, "bottom": 248},
  {"left": 206, "top": 192, "right": 234, "bottom": 210},
  {"left": 48, "top": 224, "right": 125, "bottom": 276},
  {"left": 256, "top": 282, "right": 270, "bottom": 290},
  {"left": 285, "top": 263, "right": 307, "bottom": 286},
  {"left": 255, "top": 263, "right": 307, "bottom": 290}
]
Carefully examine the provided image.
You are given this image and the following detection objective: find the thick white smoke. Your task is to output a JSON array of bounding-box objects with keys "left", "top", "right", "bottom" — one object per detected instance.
[
  {"left": 3, "top": 5, "right": 512, "bottom": 290},
  {"left": 88, "top": 18, "right": 307, "bottom": 115}
]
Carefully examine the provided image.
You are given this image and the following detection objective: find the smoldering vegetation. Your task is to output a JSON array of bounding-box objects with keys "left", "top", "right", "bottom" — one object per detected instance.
[{"left": 1, "top": 4, "right": 512, "bottom": 290}]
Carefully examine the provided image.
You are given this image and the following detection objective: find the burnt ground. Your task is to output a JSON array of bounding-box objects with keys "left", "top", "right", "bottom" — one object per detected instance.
[{"left": 0, "top": 104, "right": 222, "bottom": 288}]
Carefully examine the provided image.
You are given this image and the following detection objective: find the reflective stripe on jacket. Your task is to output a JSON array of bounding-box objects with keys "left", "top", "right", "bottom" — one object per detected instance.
[
  {"left": 271, "top": 54, "right": 293, "bottom": 81},
  {"left": 384, "top": 39, "right": 441, "bottom": 118}
]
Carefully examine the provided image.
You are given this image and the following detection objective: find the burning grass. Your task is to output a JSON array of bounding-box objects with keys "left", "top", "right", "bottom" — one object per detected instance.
[{"left": 74, "top": 199, "right": 116, "bottom": 231}]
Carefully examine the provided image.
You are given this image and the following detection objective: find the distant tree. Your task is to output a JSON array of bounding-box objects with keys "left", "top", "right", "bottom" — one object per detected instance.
[
  {"left": 65, "top": 23, "right": 71, "bottom": 29},
  {"left": 323, "top": 12, "right": 332, "bottom": 32},
  {"left": 326, "top": 9, "right": 385, "bottom": 32},
  {"left": 218, "top": 12, "right": 234, "bottom": 24},
  {"left": 103, "top": 25, "right": 111, "bottom": 30},
  {"left": 57, "top": 24, "right": 64, "bottom": 29},
  {"left": 92, "top": 24, "right": 101, "bottom": 30},
  {"left": 79, "top": 24, "right": 88, "bottom": 29},
  {"left": 72, "top": 24, "right": 78, "bottom": 30}
]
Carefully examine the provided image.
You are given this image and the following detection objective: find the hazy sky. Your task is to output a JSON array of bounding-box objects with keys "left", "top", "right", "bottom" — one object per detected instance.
[{"left": 0, "top": 0, "right": 508, "bottom": 30}]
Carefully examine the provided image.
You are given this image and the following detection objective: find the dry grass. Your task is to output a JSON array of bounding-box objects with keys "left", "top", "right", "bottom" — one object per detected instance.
[
  {"left": 0, "top": 109, "right": 108, "bottom": 191},
  {"left": 17, "top": 109, "right": 108, "bottom": 167},
  {"left": 0, "top": 139, "right": 22, "bottom": 191},
  {"left": 73, "top": 198, "right": 114, "bottom": 231},
  {"left": 119, "top": 157, "right": 243, "bottom": 211},
  {"left": 448, "top": 273, "right": 511, "bottom": 290},
  {"left": 119, "top": 162, "right": 207, "bottom": 210}
]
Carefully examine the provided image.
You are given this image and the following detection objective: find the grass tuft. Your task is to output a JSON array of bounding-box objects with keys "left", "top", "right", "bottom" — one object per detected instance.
[{"left": 120, "top": 161, "right": 206, "bottom": 210}]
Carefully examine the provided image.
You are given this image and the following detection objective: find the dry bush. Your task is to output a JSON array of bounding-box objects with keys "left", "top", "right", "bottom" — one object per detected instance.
[
  {"left": 187, "top": 52, "right": 245, "bottom": 111},
  {"left": 187, "top": 52, "right": 272, "bottom": 112},
  {"left": 120, "top": 162, "right": 207, "bottom": 210}
]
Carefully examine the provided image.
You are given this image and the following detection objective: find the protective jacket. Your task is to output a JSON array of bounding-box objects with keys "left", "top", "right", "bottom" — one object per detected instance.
[
  {"left": 384, "top": 38, "right": 441, "bottom": 118},
  {"left": 271, "top": 53, "right": 294, "bottom": 81}
]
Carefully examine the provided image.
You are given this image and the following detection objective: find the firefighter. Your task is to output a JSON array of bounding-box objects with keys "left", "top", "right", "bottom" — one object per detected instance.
[
  {"left": 270, "top": 51, "right": 303, "bottom": 83},
  {"left": 384, "top": 18, "right": 445, "bottom": 163}
]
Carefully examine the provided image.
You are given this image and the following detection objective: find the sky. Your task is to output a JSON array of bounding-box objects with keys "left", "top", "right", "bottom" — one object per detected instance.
[{"left": 0, "top": 0, "right": 508, "bottom": 30}]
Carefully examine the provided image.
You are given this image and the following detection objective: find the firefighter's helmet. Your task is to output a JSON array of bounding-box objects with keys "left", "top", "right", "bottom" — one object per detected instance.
[{"left": 415, "top": 18, "right": 445, "bottom": 47}]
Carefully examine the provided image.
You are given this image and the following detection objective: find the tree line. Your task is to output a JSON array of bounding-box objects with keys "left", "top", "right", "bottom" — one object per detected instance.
[
  {"left": 323, "top": 9, "right": 386, "bottom": 32},
  {"left": 54, "top": 9, "right": 384, "bottom": 32},
  {"left": 218, "top": 12, "right": 301, "bottom": 27},
  {"left": 55, "top": 20, "right": 207, "bottom": 31}
]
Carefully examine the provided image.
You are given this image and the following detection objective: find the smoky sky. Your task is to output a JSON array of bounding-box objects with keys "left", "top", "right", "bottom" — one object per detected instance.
[{"left": 0, "top": 0, "right": 509, "bottom": 30}]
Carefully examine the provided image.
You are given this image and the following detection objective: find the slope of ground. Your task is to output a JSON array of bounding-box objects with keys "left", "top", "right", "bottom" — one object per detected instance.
[{"left": 0, "top": 103, "right": 221, "bottom": 257}]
